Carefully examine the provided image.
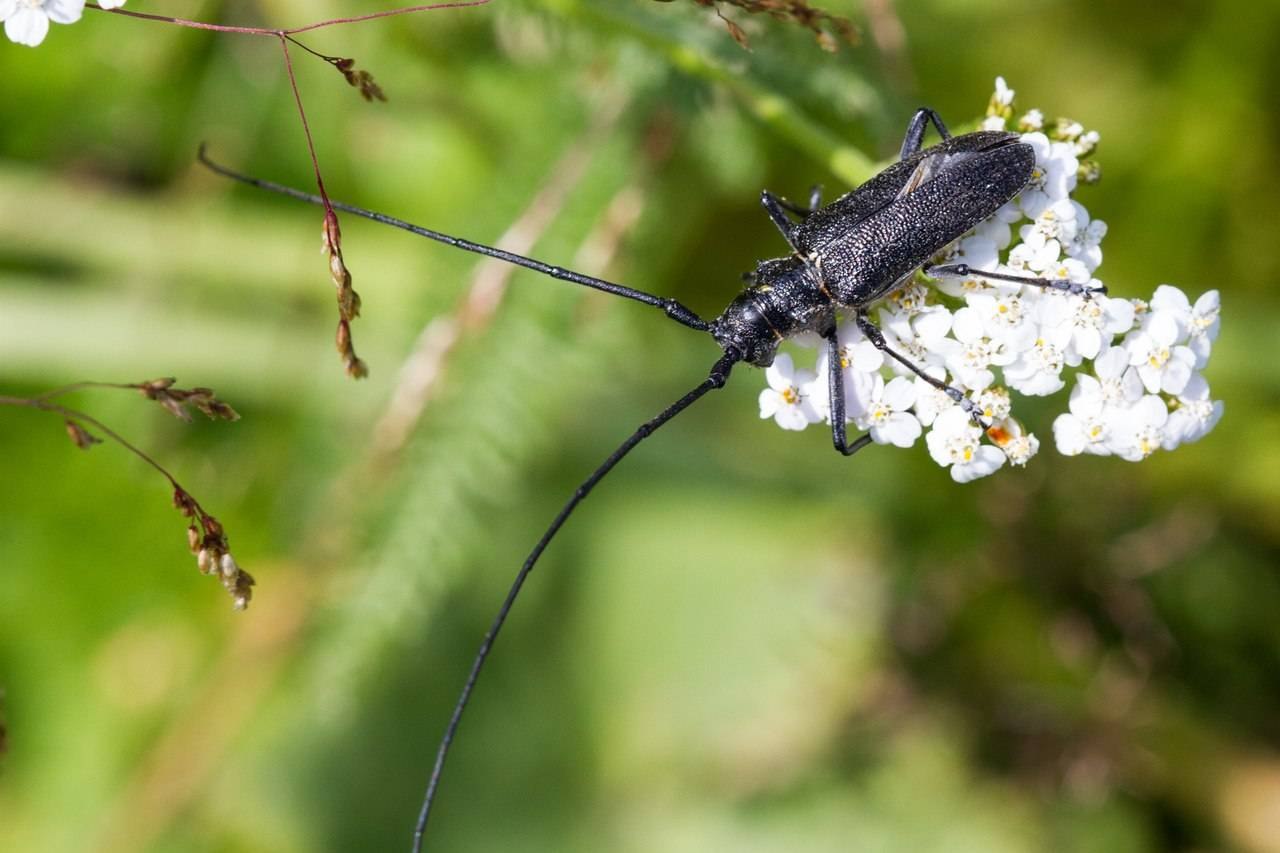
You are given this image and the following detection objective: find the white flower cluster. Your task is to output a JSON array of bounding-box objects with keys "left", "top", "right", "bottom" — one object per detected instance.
[
  {"left": 1, "top": 0, "right": 123, "bottom": 47},
  {"left": 759, "top": 78, "right": 1222, "bottom": 482}
]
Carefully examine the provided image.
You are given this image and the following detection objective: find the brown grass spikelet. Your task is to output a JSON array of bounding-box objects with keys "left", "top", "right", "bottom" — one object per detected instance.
[
  {"left": 331, "top": 56, "right": 388, "bottom": 102},
  {"left": 178, "top": 485, "right": 255, "bottom": 609},
  {"left": 657, "top": 0, "right": 858, "bottom": 51},
  {"left": 324, "top": 210, "right": 369, "bottom": 379},
  {"left": 65, "top": 419, "right": 102, "bottom": 449},
  {"left": 138, "top": 378, "right": 240, "bottom": 422}
]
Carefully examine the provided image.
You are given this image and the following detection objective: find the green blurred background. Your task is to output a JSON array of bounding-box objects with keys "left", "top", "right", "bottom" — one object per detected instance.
[{"left": 2, "top": 1, "right": 1278, "bottom": 850}]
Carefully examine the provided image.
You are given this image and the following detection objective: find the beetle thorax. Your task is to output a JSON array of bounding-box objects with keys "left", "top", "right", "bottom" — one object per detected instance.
[{"left": 711, "top": 255, "right": 834, "bottom": 367}]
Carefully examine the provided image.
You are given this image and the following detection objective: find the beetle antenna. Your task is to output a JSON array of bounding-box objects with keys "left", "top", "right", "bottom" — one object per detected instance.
[
  {"left": 411, "top": 351, "right": 739, "bottom": 851},
  {"left": 198, "top": 146, "right": 712, "bottom": 332}
]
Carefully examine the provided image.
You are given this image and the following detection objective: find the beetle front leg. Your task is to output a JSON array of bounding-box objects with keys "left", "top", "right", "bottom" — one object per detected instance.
[
  {"left": 900, "top": 108, "right": 951, "bottom": 160},
  {"left": 823, "top": 327, "right": 874, "bottom": 457},
  {"left": 925, "top": 263, "right": 1107, "bottom": 298},
  {"left": 853, "top": 311, "right": 991, "bottom": 429}
]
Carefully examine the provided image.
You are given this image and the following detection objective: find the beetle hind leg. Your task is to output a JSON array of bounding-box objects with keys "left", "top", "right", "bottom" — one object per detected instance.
[
  {"left": 854, "top": 311, "right": 992, "bottom": 430},
  {"left": 926, "top": 263, "right": 1107, "bottom": 298},
  {"left": 900, "top": 108, "right": 951, "bottom": 160}
]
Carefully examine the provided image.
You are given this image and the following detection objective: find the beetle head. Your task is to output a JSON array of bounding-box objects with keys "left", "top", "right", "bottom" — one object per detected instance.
[{"left": 711, "top": 292, "right": 783, "bottom": 367}]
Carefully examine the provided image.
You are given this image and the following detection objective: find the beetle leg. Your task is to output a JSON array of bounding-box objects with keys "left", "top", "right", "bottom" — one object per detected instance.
[
  {"left": 854, "top": 310, "right": 991, "bottom": 430},
  {"left": 767, "top": 186, "right": 824, "bottom": 219},
  {"left": 823, "top": 327, "right": 875, "bottom": 457},
  {"left": 926, "top": 263, "right": 1108, "bottom": 298},
  {"left": 900, "top": 107, "right": 951, "bottom": 161},
  {"left": 761, "top": 190, "right": 803, "bottom": 251}
]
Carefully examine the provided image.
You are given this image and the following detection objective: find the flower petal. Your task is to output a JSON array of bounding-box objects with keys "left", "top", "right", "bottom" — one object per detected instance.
[
  {"left": 5, "top": 9, "right": 50, "bottom": 46},
  {"left": 44, "top": 0, "right": 85, "bottom": 25}
]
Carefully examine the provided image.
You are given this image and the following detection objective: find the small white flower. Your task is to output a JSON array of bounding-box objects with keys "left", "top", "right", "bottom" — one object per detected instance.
[
  {"left": 1017, "top": 133, "right": 1079, "bottom": 219},
  {"left": 855, "top": 375, "right": 921, "bottom": 448},
  {"left": 878, "top": 306, "right": 956, "bottom": 376},
  {"left": 1018, "top": 109, "right": 1045, "bottom": 132},
  {"left": 2, "top": 0, "right": 85, "bottom": 47},
  {"left": 1007, "top": 232, "right": 1061, "bottom": 274},
  {"left": 1092, "top": 345, "right": 1147, "bottom": 407},
  {"left": 886, "top": 280, "right": 934, "bottom": 315},
  {"left": 957, "top": 291, "right": 1038, "bottom": 353},
  {"left": 974, "top": 214, "right": 1017, "bottom": 249},
  {"left": 1125, "top": 310, "right": 1195, "bottom": 395},
  {"left": 1054, "top": 119, "right": 1085, "bottom": 142},
  {"left": 1065, "top": 201, "right": 1107, "bottom": 272},
  {"left": 926, "top": 406, "right": 1006, "bottom": 483},
  {"left": 944, "top": 311, "right": 999, "bottom": 391},
  {"left": 974, "top": 386, "right": 1013, "bottom": 422},
  {"left": 911, "top": 367, "right": 956, "bottom": 427},
  {"left": 1150, "top": 285, "right": 1220, "bottom": 367},
  {"left": 1074, "top": 129, "right": 1100, "bottom": 157},
  {"left": 993, "top": 76, "right": 1014, "bottom": 107},
  {"left": 1053, "top": 379, "right": 1114, "bottom": 457},
  {"left": 1107, "top": 395, "right": 1169, "bottom": 461},
  {"left": 988, "top": 418, "right": 1039, "bottom": 466},
  {"left": 1022, "top": 198, "right": 1079, "bottom": 248},
  {"left": 1004, "top": 335, "right": 1066, "bottom": 396},
  {"left": 758, "top": 353, "right": 822, "bottom": 431},
  {"left": 1162, "top": 372, "right": 1223, "bottom": 449},
  {"left": 934, "top": 234, "right": 1002, "bottom": 297},
  {"left": 1047, "top": 293, "right": 1135, "bottom": 365}
]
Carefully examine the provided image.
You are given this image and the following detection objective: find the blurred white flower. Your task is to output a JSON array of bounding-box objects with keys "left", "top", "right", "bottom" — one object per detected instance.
[
  {"left": 993, "top": 76, "right": 1014, "bottom": 107},
  {"left": 1, "top": 0, "right": 122, "bottom": 47},
  {"left": 2, "top": 0, "right": 83, "bottom": 46}
]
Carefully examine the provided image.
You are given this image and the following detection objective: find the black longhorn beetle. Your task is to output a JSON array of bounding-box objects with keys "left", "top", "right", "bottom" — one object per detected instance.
[{"left": 200, "top": 106, "right": 1105, "bottom": 850}]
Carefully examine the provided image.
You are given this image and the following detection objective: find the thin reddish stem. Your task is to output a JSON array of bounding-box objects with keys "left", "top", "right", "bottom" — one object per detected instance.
[
  {"left": 0, "top": 394, "right": 191, "bottom": 500},
  {"left": 86, "top": 1, "right": 492, "bottom": 37},
  {"left": 276, "top": 37, "right": 333, "bottom": 213}
]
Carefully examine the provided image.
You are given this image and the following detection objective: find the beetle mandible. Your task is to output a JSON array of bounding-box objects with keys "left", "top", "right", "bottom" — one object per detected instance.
[{"left": 201, "top": 105, "right": 1106, "bottom": 849}]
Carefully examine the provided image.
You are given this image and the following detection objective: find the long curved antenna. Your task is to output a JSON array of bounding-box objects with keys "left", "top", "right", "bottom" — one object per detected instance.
[
  {"left": 197, "top": 146, "right": 712, "bottom": 332},
  {"left": 412, "top": 352, "right": 739, "bottom": 851}
]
